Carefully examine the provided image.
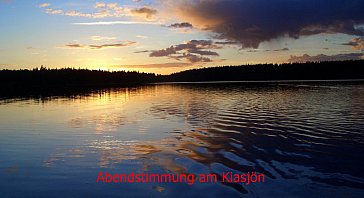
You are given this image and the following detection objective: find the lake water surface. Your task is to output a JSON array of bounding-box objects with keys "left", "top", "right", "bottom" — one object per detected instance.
[{"left": 1, "top": 82, "right": 364, "bottom": 197}]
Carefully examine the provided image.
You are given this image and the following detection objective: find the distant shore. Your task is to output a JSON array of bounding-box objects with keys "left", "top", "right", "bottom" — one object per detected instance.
[
  {"left": 1, "top": 60, "right": 364, "bottom": 96},
  {"left": 152, "top": 79, "right": 364, "bottom": 85}
]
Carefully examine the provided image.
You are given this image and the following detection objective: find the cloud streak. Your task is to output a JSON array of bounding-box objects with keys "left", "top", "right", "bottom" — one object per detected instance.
[
  {"left": 39, "top": 3, "right": 50, "bottom": 8},
  {"left": 169, "top": 22, "right": 193, "bottom": 28},
  {"left": 343, "top": 37, "right": 364, "bottom": 51},
  {"left": 72, "top": 21, "right": 161, "bottom": 25},
  {"left": 149, "top": 40, "right": 221, "bottom": 63},
  {"left": 62, "top": 41, "right": 136, "bottom": 50},
  {"left": 43, "top": 2, "right": 158, "bottom": 20},
  {"left": 131, "top": 7, "right": 157, "bottom": 19}
]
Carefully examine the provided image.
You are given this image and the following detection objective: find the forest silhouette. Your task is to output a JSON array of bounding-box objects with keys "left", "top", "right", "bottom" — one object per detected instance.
[{"left": 1, "top": 60, "right": 364, "bottom": 96}]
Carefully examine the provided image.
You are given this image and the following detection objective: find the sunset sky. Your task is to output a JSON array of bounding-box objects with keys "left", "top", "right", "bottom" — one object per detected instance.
[{"left": 1, "top": 0, "right": 364, "bottom": 74}]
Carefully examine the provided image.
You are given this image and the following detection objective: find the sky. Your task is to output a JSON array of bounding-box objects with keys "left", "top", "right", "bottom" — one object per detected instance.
[{"left": 0, "top": 0, "right": 364, "bottom": 74}]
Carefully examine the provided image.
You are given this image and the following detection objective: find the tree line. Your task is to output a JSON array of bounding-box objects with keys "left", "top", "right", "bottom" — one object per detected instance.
[{"left": 1, "top": 60, "right": 363, "bottom": 95}]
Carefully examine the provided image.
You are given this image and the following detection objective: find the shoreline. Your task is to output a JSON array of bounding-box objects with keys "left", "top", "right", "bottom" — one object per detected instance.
[{"left": 151, "top": 79, "right": 364, "bottom": 85}]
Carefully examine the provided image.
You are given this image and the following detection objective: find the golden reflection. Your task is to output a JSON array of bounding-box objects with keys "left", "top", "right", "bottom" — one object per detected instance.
[
  {"left": 44, "top": 86, "right": 226, "bottom": 172},
  {"left": 42, "top": 127, "right": 219, "bottom": 174},
  {"left": 43, "top": 83, "right": 224, "bottom": 171},
  {"left": 92, "top": 114, "right": 125, "bottom": 134},
  {"left": 91, "top": 128, "right": 218, "bottom": 171},
  {"left": 64, "top": 86, "right": 162, "bottom": 134},
  {"left": 89, "top": 140, "right": 162, "bottom": 168}
]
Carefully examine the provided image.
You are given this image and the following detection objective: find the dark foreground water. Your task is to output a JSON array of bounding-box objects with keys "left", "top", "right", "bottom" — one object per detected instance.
[{"left": 0, "top": 82, "right": 364, "bottom": 197}]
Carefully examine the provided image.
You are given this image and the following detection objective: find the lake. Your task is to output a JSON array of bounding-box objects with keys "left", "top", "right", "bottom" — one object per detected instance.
[{"left": 0, "top": 82, "right": 364, "bottom": 197}]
